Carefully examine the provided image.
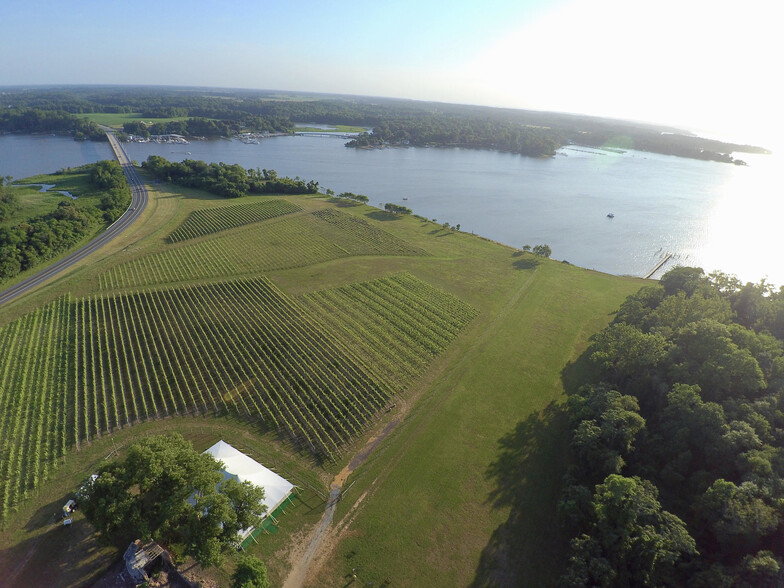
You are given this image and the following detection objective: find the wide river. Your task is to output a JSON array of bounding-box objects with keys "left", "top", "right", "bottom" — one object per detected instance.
[{"left": 1, "top": 133, "right": 780, "bottom": 285}]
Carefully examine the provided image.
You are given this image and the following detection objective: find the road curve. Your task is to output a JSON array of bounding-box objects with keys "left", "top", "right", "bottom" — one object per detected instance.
[{"left": 0, "top": 133, "right": 148, "bottom": 307}]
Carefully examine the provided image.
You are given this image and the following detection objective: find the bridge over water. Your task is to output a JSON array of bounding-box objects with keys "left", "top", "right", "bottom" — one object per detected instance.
[{"left": 0, "top": 132, "right": 147, "bottom": 306}]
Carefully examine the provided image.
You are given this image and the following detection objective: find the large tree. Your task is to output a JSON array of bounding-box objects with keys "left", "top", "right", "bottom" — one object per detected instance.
[
  {"left": 532, "top": 244, "right": 552, "bottom": 258},
  {"left": 232, "top": 554, "right": 270, "bottom": 588},
  {"left": 562, "top": 475, "right": 697, "bottom": 587},
  {"left": 80, "top": 434, "right": 267, "bottom": 567}
]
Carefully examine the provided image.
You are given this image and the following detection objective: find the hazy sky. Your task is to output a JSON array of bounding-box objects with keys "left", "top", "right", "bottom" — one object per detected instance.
[{"left": 1, "top": 0, "right": 780, "bottom": 145}]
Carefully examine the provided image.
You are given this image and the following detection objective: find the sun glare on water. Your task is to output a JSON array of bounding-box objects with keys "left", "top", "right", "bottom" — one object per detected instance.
[{"left": 699, "top": 151, "right": 784, "bottom": 287}]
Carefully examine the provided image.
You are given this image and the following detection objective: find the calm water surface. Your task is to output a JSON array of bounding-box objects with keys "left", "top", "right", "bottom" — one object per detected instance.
[
  {"left": 1, "top": 134, "right": 779, "bottom": 285},
  {"left": 0, "top": 134, "right": 112, "bottom": 178}
]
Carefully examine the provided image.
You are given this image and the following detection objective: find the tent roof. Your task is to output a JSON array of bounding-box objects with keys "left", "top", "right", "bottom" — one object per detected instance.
[{"left": 204, "top": 440, "right": 294, "bottom": 514}]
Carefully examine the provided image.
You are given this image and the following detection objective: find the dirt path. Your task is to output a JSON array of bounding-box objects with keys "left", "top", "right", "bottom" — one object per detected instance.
[
  {"left": 282, "top": 267, "right": 538, "bottom": 588},
  {"left": 282, "top": 414, "right": 404, "bottom": 588}
]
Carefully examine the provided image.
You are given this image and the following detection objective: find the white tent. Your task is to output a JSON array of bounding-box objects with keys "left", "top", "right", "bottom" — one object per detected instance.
[{"left": 204, "top": 440, "right": 295, "bottom": 523}]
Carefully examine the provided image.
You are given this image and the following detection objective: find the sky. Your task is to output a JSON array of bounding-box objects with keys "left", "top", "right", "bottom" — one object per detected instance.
[{"left": 1, "top": 0, "right": 781, "bottom": 147}]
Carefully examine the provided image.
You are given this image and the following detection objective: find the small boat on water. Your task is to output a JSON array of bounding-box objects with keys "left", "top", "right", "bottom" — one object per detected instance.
[
  {"left": 607, "top": 213, "right": 615, "bottom": 218},
  {"left": 403, "top": 197, "right": 408, "bottom": 200}
]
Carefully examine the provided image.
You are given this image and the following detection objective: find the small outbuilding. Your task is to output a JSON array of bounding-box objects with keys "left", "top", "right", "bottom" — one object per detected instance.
[{"left": 123, "top": 540, "right": 164, "bottom": 584}]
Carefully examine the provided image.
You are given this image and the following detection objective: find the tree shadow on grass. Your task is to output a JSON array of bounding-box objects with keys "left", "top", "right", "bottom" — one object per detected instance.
[
  {"left": 513, "top": 256, "right": 540, "bottom": 270},
  {"left": 560, "top": 349, "right": 601, "bottom": 398},
  {"left": 365, "top": 211, "right": 401, "bottom": 222},
  {"left": 328, "top": 198, "right": 361, "bottom": 208},
  {"left": 470, "top": 401, "right": 570, "bottom": 588},
  {"left": 0, "top": 512, "right": 116, "bottom": 587}
]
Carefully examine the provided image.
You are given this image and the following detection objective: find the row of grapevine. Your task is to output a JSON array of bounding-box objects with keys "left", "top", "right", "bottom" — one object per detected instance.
[
  {"left": 76, "top": 276, "right": 394, "bottom": 457},
  {"left": 0, "top": 297, "right": 72, "bottom": 521},
  {"left": 167, "top": 199, "right": 302, "bottom": 243},
  {"left": 100, "top": 209, "right": 429, "bottom": 290},
  {"left": 310, "top": 209, "right": 428, "bottom": 256},
  {"left": 99, "top": 216, "right": 348, "bottom": 290},
  {"left": 300, "top": 273, "right": 478, "bottom": 389}
]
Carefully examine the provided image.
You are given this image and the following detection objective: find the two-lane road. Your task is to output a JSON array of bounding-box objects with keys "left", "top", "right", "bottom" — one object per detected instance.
[{"left": 0, "top": 133, "right": 148, "bottom": 306}]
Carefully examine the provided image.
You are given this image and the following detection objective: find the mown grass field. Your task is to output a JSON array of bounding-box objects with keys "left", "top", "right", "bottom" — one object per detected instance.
[
  {"left": 295, "top": 125, "right": 368, "bottom": 133},
  {"left": 0, "top": 170, "right": 643, "bottom": 587},
  {"left": 78, "top": 112, "right": 192, "bottom": 128}
]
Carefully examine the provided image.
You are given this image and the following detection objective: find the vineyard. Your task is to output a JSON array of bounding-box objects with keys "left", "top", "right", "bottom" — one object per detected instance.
[
  {"left": 100, "top": 210, "right": 427, "bottom": 290},
  {"left": 300, "top": 272, "right": 478, "bottom": 389},
  {"left": 0, "top": 273, "right": 475, "bottom": 521},
  {"left": 0, "top": 297, "right": 71, "bottom": 521},
  {"left": 166, "top": 199, "right": 302, "bottom": 243},
  {"left": 309, "top": 209, "right": 427, "bottom": 256}
]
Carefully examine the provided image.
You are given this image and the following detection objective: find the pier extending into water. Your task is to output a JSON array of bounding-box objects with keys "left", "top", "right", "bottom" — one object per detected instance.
[{"left": 643, "top": 252, "right": 674, "bottom": 279}]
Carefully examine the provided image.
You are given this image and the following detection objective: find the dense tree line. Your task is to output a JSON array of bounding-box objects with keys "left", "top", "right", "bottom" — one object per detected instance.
[
  {"left": 0, "top": 87, "right": 768, "bottom": 160},
  {"left": 347, "top": 117, "right": 565, "bottom": 157},
  {"left": 0, "top": 200, "right": 98, "bottom": 280},
  {"left": 384, "top": 203, "right": 412, "bottom": 215},
  {"left": 532, "top": 244, "right": 552, "bottom": 258},
  {"left": 0, "top": 108, "right": 105, "bottom": 140},
  {"left": 142, "top": 155, "right": 319, "bottom": 198},
  {"left": 0, "top": 178, "right": 21, "bottom": 222},
  {"left": 90, "top": 159, "right": 126, "bottom": 189},
  {"left": 334, "top": 191, "right": 369, "bottom": 204},
  {"left": 123, "top": 115, "right": 292, "bottom": 139},
  {"left": 560, "top": 266, "right": 784, "bottom": 586},
  {"left": 90, "top": 160, "right": 131, "bottom": 221},
  {"left": 0, "top": 161, "right": 130, "bottom": 282}
]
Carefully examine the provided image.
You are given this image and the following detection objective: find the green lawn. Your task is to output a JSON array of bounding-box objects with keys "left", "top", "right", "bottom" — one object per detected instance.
[
  {"left": 78, "top": 112, "right": 193, "bottom": 128},
  {"left": 295, "top": 124, "right": 369, "bottom": 133}
]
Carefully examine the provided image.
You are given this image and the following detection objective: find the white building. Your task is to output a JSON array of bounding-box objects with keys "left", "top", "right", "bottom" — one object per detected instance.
[{"left": 203, "top": 440, "right": 295, "bottom": 542}]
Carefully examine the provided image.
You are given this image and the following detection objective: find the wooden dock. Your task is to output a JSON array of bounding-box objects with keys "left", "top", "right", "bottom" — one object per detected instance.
[{"left": 643, "top": 252, "right": 674, "bottom": 279}]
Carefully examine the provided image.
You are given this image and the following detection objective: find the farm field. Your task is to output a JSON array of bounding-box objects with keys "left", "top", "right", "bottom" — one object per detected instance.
[
  {"left": 77, "top": 112, "right": 193, "bottom": 128},
  {"left": 294, "top": 124, "right": 368, "bottom": 133},
  {"left": 99, "top": 207, "right": 427, "bottom": 290},
  {"left": 0, "top": 170, "right": 644, "bottom": 587},
  {"left": 166, "top": 199, "right": 302, "bottom": 242}
]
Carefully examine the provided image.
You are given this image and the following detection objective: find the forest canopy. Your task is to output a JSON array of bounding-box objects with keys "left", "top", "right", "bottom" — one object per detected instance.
[
  {"left": 141, "top": 155, "right": 319, "bottom": 198},
  {"left": 560, "top": 266, "right": 784, "bottom": 587}
]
